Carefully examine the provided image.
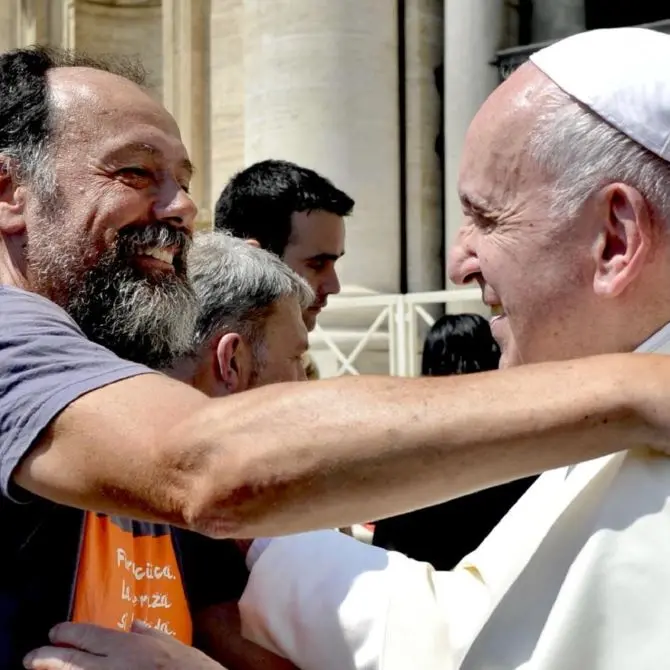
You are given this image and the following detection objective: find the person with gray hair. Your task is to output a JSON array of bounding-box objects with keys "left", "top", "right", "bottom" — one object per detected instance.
[
  {"left": 170, "top": 231, "right": 313, "bottom": 394},
  {"left": 167, "top": 232, "right": 311, "bottom": 670}
]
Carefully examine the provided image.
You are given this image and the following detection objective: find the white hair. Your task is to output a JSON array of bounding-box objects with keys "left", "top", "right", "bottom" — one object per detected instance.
[
  {"left": 187, "top": 231, "right": 314, "bottom": 350},
  {"left": 526, "top": 86, "right": 670, "bottom": 224}
]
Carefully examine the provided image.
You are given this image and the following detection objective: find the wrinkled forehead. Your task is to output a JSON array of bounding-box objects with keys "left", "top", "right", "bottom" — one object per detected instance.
[
  {"left": 459, "top": 64, "right": 554, "bottom": 211},
  {"left": 47, "top": 66, "right": 184, "bottom": 149}
]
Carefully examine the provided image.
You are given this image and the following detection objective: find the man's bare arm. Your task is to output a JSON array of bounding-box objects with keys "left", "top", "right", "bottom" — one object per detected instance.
[{"left": 13, "top": 353, "right": 664, "bottom": 537}]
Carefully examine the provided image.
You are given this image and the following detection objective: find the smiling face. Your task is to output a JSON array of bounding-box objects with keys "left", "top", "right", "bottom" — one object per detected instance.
[
  {"left": 447, "top": 64, "right": 668, "bottom": 368},
  {"left": 24, "top": 67, "right": 198, "bottom": 366},
  {"left": 282, "top": 210, "right": 345, "bottom": 331}
]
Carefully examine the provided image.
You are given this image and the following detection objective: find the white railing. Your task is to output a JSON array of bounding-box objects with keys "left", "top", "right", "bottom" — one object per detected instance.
[{"left": 310, "top": 288, "right": 485, "bottom": 378}]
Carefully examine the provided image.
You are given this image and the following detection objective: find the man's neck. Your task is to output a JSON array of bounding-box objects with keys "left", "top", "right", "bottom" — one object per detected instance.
[
  {"left": 0, "top": 242, "right": 29, "bottom": 289},
  {"left": 163, "top": 356, "right": 198, "bottom": 386}
]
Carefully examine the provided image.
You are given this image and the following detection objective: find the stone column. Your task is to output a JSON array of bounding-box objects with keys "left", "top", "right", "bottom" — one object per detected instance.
[
  {"left": 0, "top": 1, "right": 19, "bottom": 52},
  {"left": 17, "top": 0, "right": 75, "bottom": 48},
  {"left": 242, "top": 0, "right": 401, "bottom": 295},
  {"left": 443, "top": 0, "right": 503, "bottom": 312},
  {"left": 162, "top": 0, "right": 212, "bottom": 229},
  {"left": 532, "top": 0, "right": 586, "bottom": 42},
  {"left": 74, "top": 1, "right": 163, "bottom": 96},
  {"left": 404, "top": 0, "right": 443, "bottom": 294},
  {"left": 0, "top": 0, "right": 74, "bottom": 55},
  {"left": 210, "top": 0, "right": 245, "bottom": 205}
]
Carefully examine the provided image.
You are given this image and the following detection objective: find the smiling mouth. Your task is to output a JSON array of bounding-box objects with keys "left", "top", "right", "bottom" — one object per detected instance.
[
  {"left": 132, "top": 246, "right": 179, "bottom": 273},
  {"left": 488, "top": 303, "right": 507, "bottom": 326},
  {"left": 139, "top": 247, "right": 176, "bottom": 265}
]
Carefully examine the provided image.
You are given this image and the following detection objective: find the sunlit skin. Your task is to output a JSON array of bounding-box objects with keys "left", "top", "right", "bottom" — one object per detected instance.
[
  {"left": 448, "top": 63, "right": 670, "bottom": 368},
  {"left": 185, "top": 296, "right": 310, "bottom": 397}
]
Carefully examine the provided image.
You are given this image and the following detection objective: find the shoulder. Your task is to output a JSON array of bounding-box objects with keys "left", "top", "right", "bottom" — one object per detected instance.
[
  {"left": 0, "top": 286, "right": 153, "bottom": 498},
  {"left": 0, "top": 285, "right": 83, "bottom": 336}
]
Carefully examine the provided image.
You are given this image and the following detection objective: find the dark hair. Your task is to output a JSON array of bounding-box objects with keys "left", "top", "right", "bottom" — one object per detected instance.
[
  {"left": 0, "top": 46, "right": 145, "bottom": 196},
  {"left": 214, "top": 159, "right": 355, "bottom": 256},
  {"left": 421, "top": 313, "right": 500, "bottom": 377}
]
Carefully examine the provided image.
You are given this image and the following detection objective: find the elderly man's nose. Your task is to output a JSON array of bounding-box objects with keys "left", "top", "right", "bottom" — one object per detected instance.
[{"left": 448, "top": 240, "right": 480, "bottom": 285}]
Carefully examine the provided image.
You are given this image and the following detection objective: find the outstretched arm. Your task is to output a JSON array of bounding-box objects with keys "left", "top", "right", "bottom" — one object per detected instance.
[{"left": 15, "top": 347, "right": 663, "bottom": 538}]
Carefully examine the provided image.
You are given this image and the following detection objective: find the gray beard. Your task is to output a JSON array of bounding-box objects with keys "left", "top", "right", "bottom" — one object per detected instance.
[
  {"left": 66, "top": 260, "right": 198, "bottom": 369},
  {"left": 28, "top": 216, "right": 198, "bottom": 369}
]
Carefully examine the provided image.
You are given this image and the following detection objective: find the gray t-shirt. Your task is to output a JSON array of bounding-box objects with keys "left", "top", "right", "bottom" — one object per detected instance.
[
  {"left": 0, "top": 285, "right": 156, "bottom": 666},
  {"left": 0, "top": 285, "right": 151, "bottom": 498}
]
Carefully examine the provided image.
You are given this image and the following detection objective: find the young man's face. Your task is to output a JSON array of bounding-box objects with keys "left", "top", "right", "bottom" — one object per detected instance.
[{"left": 281, "top": 210, "right": 345, "bottom": 331}]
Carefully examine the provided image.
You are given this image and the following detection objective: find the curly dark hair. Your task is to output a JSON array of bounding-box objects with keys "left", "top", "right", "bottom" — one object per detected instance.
[{"left": 0, "top": 46, "right": 146, "bottom": 199}]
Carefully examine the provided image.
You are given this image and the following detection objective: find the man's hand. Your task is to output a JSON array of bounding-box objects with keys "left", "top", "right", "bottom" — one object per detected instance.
[{"left": 23, "top": 621, "right": 226, "bottom": 670}]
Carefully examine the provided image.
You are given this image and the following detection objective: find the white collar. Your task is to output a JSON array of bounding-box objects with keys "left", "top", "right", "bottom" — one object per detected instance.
[{"left": 636, "top": 322, "right": 670, "bottom": 354}]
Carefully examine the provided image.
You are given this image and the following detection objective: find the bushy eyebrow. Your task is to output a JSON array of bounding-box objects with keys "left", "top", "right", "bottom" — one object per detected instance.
[
  {"left": 105, "top": 142, "right": 194, "bottom": 177},
  {"left": 459, "top": 193, "right": 495, "bottom": 218},
  {"left": 307, "top": 252, "right": 344, "bottom": 263}
]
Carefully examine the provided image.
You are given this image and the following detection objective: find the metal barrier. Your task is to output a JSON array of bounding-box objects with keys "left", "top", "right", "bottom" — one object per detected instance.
[{"left": 310, "top": 288, "right": 484, "bottom": 377}]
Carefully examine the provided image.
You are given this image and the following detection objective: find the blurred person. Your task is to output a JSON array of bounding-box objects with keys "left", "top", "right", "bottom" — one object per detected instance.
[
  {"left": 214, "top": 159, "right": 354, "bottom": 331},
  {"left": 373, "top": 314, "right": 537, "bottom": 569}
]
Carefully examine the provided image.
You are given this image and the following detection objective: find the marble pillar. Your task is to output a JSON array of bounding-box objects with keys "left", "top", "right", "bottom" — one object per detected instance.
[
  {"left": 163, "top": 0, "right": 212, "bottom": 228},
  {"left": 443, "top": 0, "right": 503, "bottom": 315},
  {"left": 405, "top": 0, "right": 443, "bottom": 294},
  {"left": 210, "top": 0, "right": 245, "bottom": 205},
  {"left": 18, "top": 0, "right": 75, "bottom": 48},
  {"left": 74, "top": 0, "right": 163, "bottom": 97},
  {"left": 242, "top": 0, "right": 401, "bottom": 295},
  {"left": 0, "top": 1, "right": 19, "bottom": 52},
  {"left": 0, "top": 1, "right": 74, "bottom": 55}
]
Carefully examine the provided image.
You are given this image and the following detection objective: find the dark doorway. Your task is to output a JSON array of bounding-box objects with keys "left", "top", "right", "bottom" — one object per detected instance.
[{"left": 585, "top": 1, "right": 669, "bottom": 30}]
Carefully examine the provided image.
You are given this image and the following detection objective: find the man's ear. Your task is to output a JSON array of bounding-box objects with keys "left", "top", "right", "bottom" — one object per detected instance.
[
  {"left": 245, "top": 238, "right": 261, "bottom": 249},
  {"left": 0, "top": 157, "right": 27, "bottom": 235},
  {"left": 214, "top": 332, "right": 252, "bottom": 393},
  {"left": 592, "top": 183, "right": 654, "bottom": 298}
]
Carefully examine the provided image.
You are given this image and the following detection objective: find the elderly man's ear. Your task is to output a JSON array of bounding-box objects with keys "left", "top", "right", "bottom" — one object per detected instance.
[
  {"left": 215, "top": 333, "right": 253, "bottom": 394},
  {"left": 592, "top": 183, "right": 655, "bottom": 297},
  {"left": 244, "top": 238, "right": 261, "bottom": 249}
]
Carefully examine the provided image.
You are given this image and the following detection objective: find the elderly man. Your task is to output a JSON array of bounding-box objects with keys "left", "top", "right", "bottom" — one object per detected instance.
[
  {"left": 172, "top": 232, "right": 311, "bottom": 392},
  {"left": 6, "top": 39, "right": 670, "bottom": 670},
  {"left": 122, "top": 26, "right": 670, "bottom": 670}
]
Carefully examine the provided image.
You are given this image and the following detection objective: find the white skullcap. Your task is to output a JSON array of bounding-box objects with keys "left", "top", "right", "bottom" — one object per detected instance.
[{"left": 530, "top": 27, "right": 670, "bottom": 162}]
